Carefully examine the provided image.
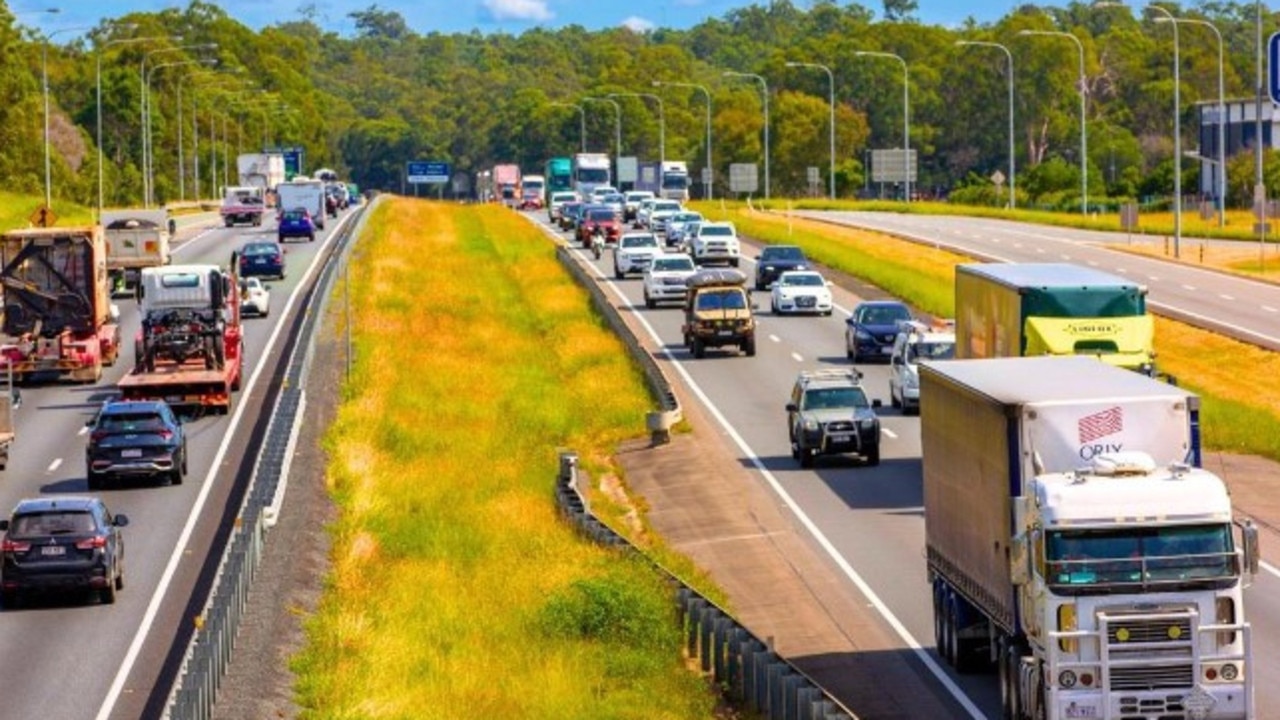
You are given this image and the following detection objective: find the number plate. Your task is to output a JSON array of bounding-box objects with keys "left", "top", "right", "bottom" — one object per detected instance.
[
  {"left": 1065, "top": 704, "right": 1098, "bottom": 719},
  {"left": 828, "top": 433, "right": 852, "bottom": 442},
  {"left": 881, "top": 347, "right": 893, "bottom": 355},
  {"left": 41, "top": 545, "right": 65, "bottom": 556},
  {"left": 121, "top": 449, "right": 143, "bottom": 458},
  {"left": 717, "top": 330, "right": 734, "bottom": 336},
  {"left": 255, "top": 258, "right": 267, "bottom": 264}
]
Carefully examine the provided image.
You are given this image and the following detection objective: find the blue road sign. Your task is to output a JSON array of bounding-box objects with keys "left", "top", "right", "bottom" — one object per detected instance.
[
  {"left": 1271, "top": 33, "right": 1280, "bottom": 104},
  {"left": 408, "top": 161, "right": 450, "bottom": 184}
]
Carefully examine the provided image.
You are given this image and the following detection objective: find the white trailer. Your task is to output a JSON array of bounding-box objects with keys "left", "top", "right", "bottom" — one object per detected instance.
[{"left": 236, "top": 153, "right": 286, "bottom": 192}]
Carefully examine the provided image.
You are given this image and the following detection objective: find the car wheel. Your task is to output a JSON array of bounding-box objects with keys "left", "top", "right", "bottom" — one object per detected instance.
[
  {"left": 731, "top": 258, "right": 740, "bottom": 268},
  {"left": 170, "top": 467, "right": 183, "bottom": 486},
  {"left": 891, "top": 390, "right": 901, "bottom": 409},
  {"left": 743, "top": 336, "right": 756, "bottom": 357},
  {"left": 277, "top": 236, "right": 286, "bottom": 244},
  {"left": 865, "top": 444, "right": 881, "bottom": 467},
  {"left": 309, "top": 234, "right": 315, "bottom": 242},
  {"left": 823, "top": 309, "right": 832, "bottom": 317},
  {"left": 2, "top": 589, "right": 21, "bottom": 609},
  {"left": 799, "top": 448, "right": 814, "bottom": 468},
  {"left": 755, "top": 279, "right": 765, "bottom": 291},
  {"left": 644, "top": 291, "right": 655, "bottom": 309},
  {"left": 614, "top": 266, "right": 624, "bottom": 280},
  {"left": 100, "top": 576, "right": 117, "bottom": 605},
  {"left": 692, "top": 337, "right": 706, "bottom": 359},
  {"left": 86, "top": 473, "right": 102, "bottom": 491}
]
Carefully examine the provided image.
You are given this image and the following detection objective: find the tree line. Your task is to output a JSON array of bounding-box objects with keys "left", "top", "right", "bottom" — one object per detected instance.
[{"left": 13, "top": 0, "right": 1280, "bottom": 211}]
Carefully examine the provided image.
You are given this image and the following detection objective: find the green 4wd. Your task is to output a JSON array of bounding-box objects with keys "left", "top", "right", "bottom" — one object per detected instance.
[{"left": 682, "top": 268, "right": 756, "bottom": 359}]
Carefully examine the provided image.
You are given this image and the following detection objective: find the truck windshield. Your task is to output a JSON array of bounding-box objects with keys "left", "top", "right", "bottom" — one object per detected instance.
[
  {"left": 1045, "top": 524, "right": 1236, "bottom": 594},
  {"left": 1026, "top": 287, "right": 1145, "bottom": 317},
  {"left": 577, "top": 169, "right": 609, "bottom": 183},
  {"left": 663, "top": 175, "right": 688, "bottom": 189}
]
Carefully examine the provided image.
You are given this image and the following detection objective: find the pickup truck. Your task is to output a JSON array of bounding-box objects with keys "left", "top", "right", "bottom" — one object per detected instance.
[{"left": 220, "top": 186, "right": 267, "bottom": 227}]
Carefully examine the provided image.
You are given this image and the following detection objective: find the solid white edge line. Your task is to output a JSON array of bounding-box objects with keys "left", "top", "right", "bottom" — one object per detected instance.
[
  {"left": 1263, "top": 560, "right": 1280, "bottom": 580},
  {"left": 95, "top": 211, "right": 358, "bottom": 720},
  {"left": 46, "top": 458, "right": 61, "bottom": 473},
  {"left": 557, "top": 229, "right": 986, "bottom": 719}
]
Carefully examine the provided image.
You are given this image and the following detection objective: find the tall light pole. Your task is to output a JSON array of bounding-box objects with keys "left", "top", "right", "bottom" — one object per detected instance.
[
  {"left": 1145, "top": 5, "right": 1182, "bottom": 257},
  {"left": 147, "top": 58, "right": 214, "bottom": 206},
  {"left": 1019, "top": 30, "right": 1087, "bottom": 215},
  {"left": 956, "top": 41, "right": 1016, "bottom": 209},
  {"left": 653, "top": 80, "right": 713, "bottom": 199},
  {"left": 142, "top": 43, "right": 217, "bottom": 207},
  {"left": 43, "top": 22, "right": 94, "bottom": 211},
  {"left": 1171, "top": 17, "right": 1226, "bottom": 229},
  {"left": 582, "top": 96, "right": 621, "bottom": 166},
  {"left": 550, "top": 102, "right": 586, "bottom": 153},
  {"left": 722, "top": 71, "right": 770, "bottom": 198},
  {"left": 609, "top": 92, "right": 665, "bottom": 168},
  {"left": 786, "top": 61, "right": 836, "bottom": 199},
  {"left": 97, "top": 30, "right": 166, "bottom": 216},
  {"left": 855, "top": 51, "right": 911, "bottom": 203},
  {"left": 1256, "top": 0, "right": 1265, "bottom": 249}
]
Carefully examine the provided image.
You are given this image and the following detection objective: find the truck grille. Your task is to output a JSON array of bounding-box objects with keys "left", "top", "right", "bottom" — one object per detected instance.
[
  {"left": 824, "top": 420, "right": 855, "bottom": 433},
  {"left": 1109, "top": 664, "right": 1194, "bottom": 691},
  {"left": 1104, "top": 615, "right": 1194, "bottom": 691},
  {"left": 1107, "top": 617, "right": 1192, "bottom": 645}
]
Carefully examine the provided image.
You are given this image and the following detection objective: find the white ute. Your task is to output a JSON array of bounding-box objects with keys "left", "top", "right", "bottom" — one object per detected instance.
[
  {"left": 691, "top": 221, "right": 741, "bottom": 267},
  {"left": 613, "top": 232, "right": 660, "bottom": 279},
  {"left": 642, "top": 253, "right": 697, "bottom": 308}
]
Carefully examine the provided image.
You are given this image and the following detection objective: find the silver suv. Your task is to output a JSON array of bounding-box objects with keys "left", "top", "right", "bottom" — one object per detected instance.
[
  {"left": 888, "top": 321, "right": 956, "bottom": 415},
  {"left": 785, "top": 369, "right": 882, "bottom": 468}
]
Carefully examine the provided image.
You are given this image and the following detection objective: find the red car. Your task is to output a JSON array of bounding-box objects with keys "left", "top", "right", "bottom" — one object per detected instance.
[{"left": 576, "top": 206, "right": 621, "bottom": 247}]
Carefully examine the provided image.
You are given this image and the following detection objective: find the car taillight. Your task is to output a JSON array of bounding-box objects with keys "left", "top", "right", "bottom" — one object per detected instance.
[
  {"left": 90, "top": 431, "right": 108, "bottom": 443},
  {"left": 157, "top": 430, "right": 173, "bottom": 440},
  {"left": 1, "top": 539, "right": 30, "bottom": 553},
  {"left": 75, "top": 536, "right": 106, "bottom": 550}
]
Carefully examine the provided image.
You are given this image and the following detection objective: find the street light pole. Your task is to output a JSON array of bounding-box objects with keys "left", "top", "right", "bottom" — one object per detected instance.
[
  {"left": 855, "top": 51, "right": 911, "bottom": 203},
  {"left": 43, "top": 23, "right": 94, "bottom": 211},
  {"left": 1019, "top": 30, "right": 1087, "bottom": 215},
  {"left": 1147, "top": 6, "right": 1182, "bottom": 257},
  {"left": 141, "top": 43, "right": 217, "bottom": 207},
  {"left": 722, "top": 71, "right": 770, "bottom": 198},
  {"left": 146, "top": 58, "right": 213, "bottom": 206},
  {"left": 956, "top": 41, "right": 1016, "bottom": 209},
  {"left": 97, "top": 31, "right": 165, "bottom": 216},
  {"left": 550, "top": 102, "right": 586, "bottom": 153},
  {"left": 1169, "top": 17, "right": 1226, "bottom": 228},
  {"left": 653, "top": 80, "right": 713, "bottom": 200},
  {"left": 610, "top": 92, "right": 664, "bottom": 168},
  {"left": 786, "top": 61, "right": 836, "bottom": 199}
]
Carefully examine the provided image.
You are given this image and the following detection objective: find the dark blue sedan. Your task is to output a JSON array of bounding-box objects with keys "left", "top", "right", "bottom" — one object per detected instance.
[
  {"left": 277, "top": 208, "right": 316, "bottom": 243},
  {"left": 239, "top": 241, "right": 286, "bottom": 280},
  {"left": 845, "top": 300, "right": 912, "bottom": 363}
]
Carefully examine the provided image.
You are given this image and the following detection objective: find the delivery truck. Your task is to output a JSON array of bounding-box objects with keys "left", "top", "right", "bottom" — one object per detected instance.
[
  {"left": 101, "top": 209, "right": 171, "bottom": 297},
  {"left": 955, "top": 262, "right": 1157, "bottom": 375},
  {"left": 572, "top": 153, "right": 611, "bottom": 199},
  {"left": 921, "top": 356, "right": 1257, "bottom": 720}
]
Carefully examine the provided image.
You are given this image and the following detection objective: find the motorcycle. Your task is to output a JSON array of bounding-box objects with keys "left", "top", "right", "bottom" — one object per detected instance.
[{"left": 590, "top": 227, "right": 604, "bottom": 260}]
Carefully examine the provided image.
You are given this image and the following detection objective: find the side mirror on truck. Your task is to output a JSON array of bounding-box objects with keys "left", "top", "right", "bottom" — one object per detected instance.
[
  {"left": 1240, "top": 520, "right": 1260, "bottom": 579},
  {"left": 1009, "top": 533, "right": 1030, "bottom": 586}
]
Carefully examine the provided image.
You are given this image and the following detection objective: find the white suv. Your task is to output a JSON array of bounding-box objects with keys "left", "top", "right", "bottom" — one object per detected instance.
[
  {"left": 690, "top": 222, "right": 741, "bottom": 267},
  {"left": 642, "top": 253, "right": 697, "bottom": 308},
  {"left": 888, "top": 320, "right": 956, "bottom": 415},
  {"left": 613, "top": 232, "right": 661, "bottom": 278},
  {"left": 624, "top": 191, "right": 655, "bottom": 222}
]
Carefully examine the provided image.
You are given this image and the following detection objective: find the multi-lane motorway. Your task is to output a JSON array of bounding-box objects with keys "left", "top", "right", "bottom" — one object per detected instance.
[
  {"left": 533, "top": 210, "right": 1280, "bottom": 719},
  {"left": 0, "top": 206, "right": 356, "bottom": 720}
]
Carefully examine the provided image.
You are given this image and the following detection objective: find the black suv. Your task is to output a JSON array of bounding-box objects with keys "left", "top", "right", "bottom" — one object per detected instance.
[
  {"left": 0, "top": 496, "right": 128, "bottom": 606},
  {"left": 785, "top": 369, "right": 882, "bottom": 468},
  {"left": 754, "top": 245, "right": 809, "bottom": 290},
  {"left": 85, "top": 400, "right": 187, "bottom": 489}
]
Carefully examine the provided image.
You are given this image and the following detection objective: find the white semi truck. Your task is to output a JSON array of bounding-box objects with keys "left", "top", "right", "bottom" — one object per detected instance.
[{"left": 922, "top": 356, "right": 1257, "bottom": 720}]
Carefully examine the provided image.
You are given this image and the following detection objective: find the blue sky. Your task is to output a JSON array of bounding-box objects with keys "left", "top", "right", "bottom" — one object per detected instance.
[{"left": 15, "top": 1, "right": 1014, "bottom": 38}]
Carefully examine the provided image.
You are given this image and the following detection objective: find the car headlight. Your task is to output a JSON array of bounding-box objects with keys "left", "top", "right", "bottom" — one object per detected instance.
[
  {"left": 859, "top": 418, "right": 876, "bottom": 429},
  {"left": 856, "top": 329, "right": 872, "bottom": 340},
  {"left": 803, "top": 418, "right": 819, "bottom": 431},
  {"left": 905, "top": 374, "right": 919, "bottom": 389}
]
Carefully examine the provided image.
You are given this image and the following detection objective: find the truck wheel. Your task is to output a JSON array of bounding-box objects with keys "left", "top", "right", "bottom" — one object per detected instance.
[
  {"left": 692, "top": 337, "right": 706, "bottom": 359},
  {"left": 999, "top": 637, "right": 1020, "bottom": 720},
  {"left": 225, "top": 218, "right": 234, "bottom": 228},
  {"left": 864, "top": 445, "right": 880, "bottom": 467}
]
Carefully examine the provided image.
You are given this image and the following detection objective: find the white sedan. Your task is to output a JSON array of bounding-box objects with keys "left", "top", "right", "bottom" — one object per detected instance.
[
  {"left": 240, "top": 277, "right": 272, "bottom": 317},
  {"left": 613, "top": 232, "right": 660, "bottom": 278},
  {"left": 770, "top": 270, "right": 833, "bottom": 315},
  {"left": 642, "top": 253, "right": 697, "bottom": 308}
]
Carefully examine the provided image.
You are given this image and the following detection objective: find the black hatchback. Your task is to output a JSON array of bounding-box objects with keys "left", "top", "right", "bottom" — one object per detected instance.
[
  {"left": 0, "top": 496, "right": 128, "bottom": 606},
  {"left": 85, "top": 400, "right": 187, "bottom": 489}
]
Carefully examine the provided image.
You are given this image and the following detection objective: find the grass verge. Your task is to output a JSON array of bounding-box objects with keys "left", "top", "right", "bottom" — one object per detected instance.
[
  {"left": 0, "top": 191, "right": 93, "bottom": 229},
  {"left": 692, "top": 202, "right": 1280, "bottom": 463},
  {"left": 292, "top": 198, "right": 726, "bottom": 719}
]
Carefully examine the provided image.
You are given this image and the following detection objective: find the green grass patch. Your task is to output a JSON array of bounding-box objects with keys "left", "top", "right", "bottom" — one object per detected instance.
[
  {"left": 691, "top": 203, "right": 1280, "bottom": 464},
  {"left": 293, "top": 198, "right": 725, "bottom": 719},
  {"left": 0, "top": 191, "right": 93, "bottom": 230}
]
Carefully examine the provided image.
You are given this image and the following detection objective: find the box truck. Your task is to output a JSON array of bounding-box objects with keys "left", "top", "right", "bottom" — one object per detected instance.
[
  {"left": 955, "top": 263, "right": 1157, "bottom": 375},
  {"left": 922, "top": 356, "right": 1257, "bottom": 720},
  {"left": 660, "top": 160, "right": 690, "bottom": 201},
  {"left": 572, "top": 153, "right": 611, "bottom": 199}
]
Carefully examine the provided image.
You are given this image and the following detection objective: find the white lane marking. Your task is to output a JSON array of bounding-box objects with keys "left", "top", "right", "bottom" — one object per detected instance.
[
  {"left": 770, "top": 334, "right": 781, "bottom": 343},
  {"left": 1060, "top": 254, "right": 1071, "bottom": 260},
  {"left": 1034, "top": 247, "right": 1044, "bottom": 254},
  {"left": 1148, "top": 300, "right": 1280, "bottom": 348},
  {"left": 791, "top": 352, "right": 804, "bottom": 363},
  {"left": 1148, "top": 276, "right": 1159, "bottom": 281},
  {"left": 1183, "top": 284, "right": 1197, "bottom": 291},
  {"left": 1087, "top": 260, "right": 1098, "bottom": 266},
  {"left": 1264, "top": 306, "right": 1278, "bottom": 313},
  {"left": 989, "top": 238, "right": 1001, "bottom": 243},
  {"left": 881, "top": 428, "right": 898, "bottom": 439},
  {"left": 1012, "top": 243, "right": 1023, "bottom": 249},
  {"left": 96, "top": 210, "right": 361, "bottom": 720},
  {"left": 1221, "top": 294, "right": 1235, "bottom": 301},
  {"left": 47, "top": 458, "right": 61, "bottom": 473},
  {"left": 1264, "top": 560, "right": 1280, "bottom": 580},
  {"left": 1115, "top": 268, "right": 1127, "bottom": 273},
  {"left": 78, "top": 425, "right": 89, "bottom": 436},
  {"left": 551, "top": 222, "right": 986, "bottom": 720}
]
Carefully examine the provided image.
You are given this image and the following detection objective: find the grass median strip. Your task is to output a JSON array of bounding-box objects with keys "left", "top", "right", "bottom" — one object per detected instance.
[
  {"left": 292, "top": 198, "right": 723, "bottom": 718},
  {"left": 694, "top": 202, "right": 1280, "bottom": 462}
]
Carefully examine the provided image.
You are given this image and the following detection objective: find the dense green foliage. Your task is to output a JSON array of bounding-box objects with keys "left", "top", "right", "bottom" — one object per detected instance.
[{"left": 16, "top": 0, "right": 1280, "bottom": 209}]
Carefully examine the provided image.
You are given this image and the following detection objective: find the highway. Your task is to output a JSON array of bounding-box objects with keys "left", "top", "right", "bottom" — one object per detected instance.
[
  {"left": 535, "top": 211, "right": 1280, "bottom": 719},
  {"left": 798, "top": 210, "right": 1280, "bottom": 352},
  {"left": 0, "top": 205, "right": 358, "bottom": 720}
]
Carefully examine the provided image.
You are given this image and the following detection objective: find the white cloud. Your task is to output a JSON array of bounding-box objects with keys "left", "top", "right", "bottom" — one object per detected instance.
[
  {"left": 481, "top": 0, "right": 553, "bottom": 22},
  {"left": 621, "top": 15, "right": 656, "bottom": 32}
]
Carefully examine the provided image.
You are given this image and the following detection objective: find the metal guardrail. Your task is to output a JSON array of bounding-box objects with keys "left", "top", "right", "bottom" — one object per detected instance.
[
  {"left": 554, "top": 451, "right": 858, "bottom": 720},
  {"left": 164, "top": 199, "right": 376, "bottom": 720}
]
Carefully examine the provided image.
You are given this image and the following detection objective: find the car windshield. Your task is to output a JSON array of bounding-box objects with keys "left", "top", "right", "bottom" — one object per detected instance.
[
  {"left": 653, "top": 257, "right": 694, "bottom": 272},
  {"left": 603, "top": 194, "right": 624, "bottom": 203},
  {"left": 98, "top": 411, "right": 168, "bottom": 432},
  {"left": 654, "top": 202, "right": 681, "bottom": 212},
  {"left": 627, "top": 193, "right": 652, "bottom": 202},
  {"left": 700, "top": 225, "right": 732, "bottom": 237},
  {"left": 10, "top": 511, "right": 96, "bottom": 538},
  {"left": 696, "top": 290, "right": 746, "bottom": 310},
  {"left": 803, "top": 387, "right": 869, "bottom": 410},
  {"left": 242, "top": 244, "right": 278, "bottom": 257},
  {"left": 623, "top": 236, "right": 658, "bottom": 248},
  {"left": 908, "top": 341, "right": 956, "bottom": 362},
  {"left": 764, "top": 247, "right": 805, "bottom": 261},
  {"left": 858, "top": 305, "right": 911, "bottom": 325},
  {"left": 588, "top": 210, "right": 615, "bottom": 221},
  {"left": 283, "top": 211, "right": 306, "bottom": 222},
  {"left": 783, "top": 274, "right": 824, "bottom": 287}
]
